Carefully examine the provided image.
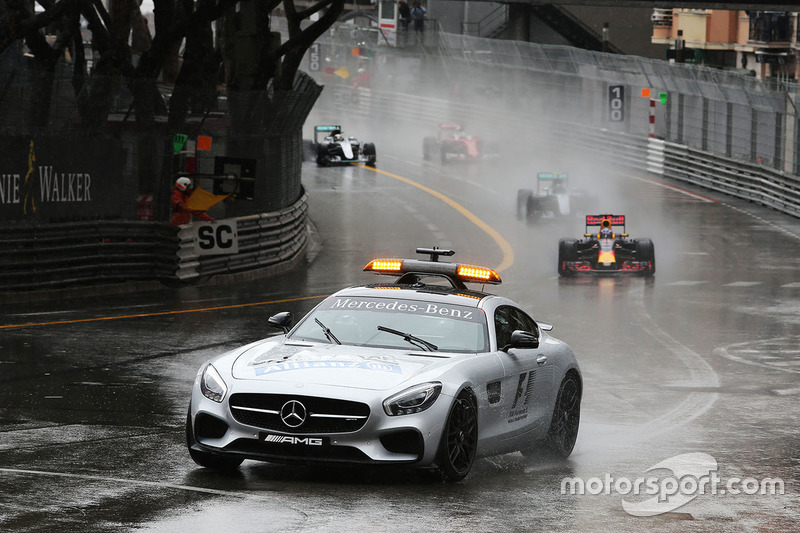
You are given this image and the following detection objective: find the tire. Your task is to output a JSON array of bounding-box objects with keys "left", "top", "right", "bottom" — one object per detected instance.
[
  {"left": 186, "top": 406, "right": 244, "bottom": 470},
  {"left": 558, "top": 239, "right": 578, "bottom": 276},
  {"left": 525, "top": 196, "right": 542, "bottom": 222},
  {"left": 423, "top": 136, "right": 437, "bottom": 160},
  {"left": 362, "top": 142, "right": 377, "bottom": 167},
  {"left": 437, "top": 389, "right": 478, "bottom": 482},
  {"left": 540, "top": 372, "right": 581, "bottom": 459},
  {"left": 636, "top": 238, "right": 656, "bottom": 276},
  {"left": 516, "top": 189, "right": 532, "bottom": 219},
  {"left": 440, "top": 142, "right": 453, "bottom": 164},
  {"left": 316, "top": 144, "right": 329, "bottom": 166}
]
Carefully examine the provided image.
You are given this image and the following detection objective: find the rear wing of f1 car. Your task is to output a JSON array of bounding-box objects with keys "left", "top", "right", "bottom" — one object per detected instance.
[
  {"left": 585, "top": 214, "right": 626, "bottom": 235},
  {"left": 537, "top": 172, "right": 568, "bottom": 193},
  {"left": 537, "top": 172, "right": 567, "bottom": 181},
  {"left": 314, "top": 125, "right": 342, "bottom": 143}
]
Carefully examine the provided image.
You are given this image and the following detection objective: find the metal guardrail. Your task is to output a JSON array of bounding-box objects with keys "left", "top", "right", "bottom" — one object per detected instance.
[
  {"left": 648, "top": 138, "right": 800, "bottom": 218},
  {"left": 0, "top": 192, "right": 309, "bottom": 293},
  {"left": 0, "top": 221, "right": 180, "bottom": 291},
  {"left": 175, "top": 191, "right": 309, "bottom": 281}
]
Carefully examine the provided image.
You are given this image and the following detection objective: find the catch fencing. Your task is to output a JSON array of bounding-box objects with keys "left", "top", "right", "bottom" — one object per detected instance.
[{"left": 312, "top": 29, "right": 800, "bottom": 219}]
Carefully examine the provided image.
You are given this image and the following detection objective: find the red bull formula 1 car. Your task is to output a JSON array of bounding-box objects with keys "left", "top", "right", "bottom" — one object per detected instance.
[{"left": 558, "top": 215, "right": 655, "bottom": 276}]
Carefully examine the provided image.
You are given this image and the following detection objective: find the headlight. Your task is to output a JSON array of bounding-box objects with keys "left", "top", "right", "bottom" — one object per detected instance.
[
  {"left": 383, "top": 382, "right": 442, "bottom": 416},
  {"left": 200, "top": 364, "right": 228, "bottom": 403}
]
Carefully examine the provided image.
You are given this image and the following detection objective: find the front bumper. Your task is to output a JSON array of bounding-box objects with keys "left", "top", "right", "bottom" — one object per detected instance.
[{"left": 189, "top": 382, "right": 450, "bottom": 467}]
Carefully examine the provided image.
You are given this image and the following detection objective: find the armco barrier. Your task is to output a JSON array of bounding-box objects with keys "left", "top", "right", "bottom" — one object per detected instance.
[
  {"left": 0, "top": 221, "right": 180, "bottom": 291},
  {"left": 174, "top": 191, "right": 309, "bottom": 282},
  {"left": 648, "top": 138, "right": 800, "bottom": 219},
  {"left": 0, "top": 192, "right": 309, "bottom": 293}
]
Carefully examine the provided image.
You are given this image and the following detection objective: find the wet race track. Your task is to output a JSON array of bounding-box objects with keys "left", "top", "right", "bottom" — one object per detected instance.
[{"left": 1, "top": 119, "right": 799, "bottom": 531}]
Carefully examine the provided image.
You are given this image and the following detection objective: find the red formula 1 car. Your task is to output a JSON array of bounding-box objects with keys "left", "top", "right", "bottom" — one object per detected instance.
[
  {"left": 422, "top": 123, "right": 499, "bottom": 163},
  {"left": 558, "top": 215, "right": 655, "bottom": 276}
]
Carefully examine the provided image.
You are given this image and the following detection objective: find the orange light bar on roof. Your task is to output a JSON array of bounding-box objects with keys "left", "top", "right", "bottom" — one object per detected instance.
[
  {"left": 364, "top": 259, "right": 403, "bottom": 273},
  {"left": 457, "top": 265, "right": 502, "bottom": 284},
  {"left": 456, "top": 292, "right": 484, "bottom": 300}
]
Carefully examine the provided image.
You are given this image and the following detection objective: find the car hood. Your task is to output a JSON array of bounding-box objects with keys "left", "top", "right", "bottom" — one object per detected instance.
[{"left": 229, "top": 339, "right": 454, "bottom": 391}]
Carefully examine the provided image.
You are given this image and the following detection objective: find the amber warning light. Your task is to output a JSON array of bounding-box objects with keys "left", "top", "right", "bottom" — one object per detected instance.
[
  {"left": 364, "top": 259, "right": 403, "bottom": 273},
  {"left": 457, "top": 265, "right": 502, "bottom": 284},
  {"left": 364, "top": 258, "right": 502, "bottom": 285}
]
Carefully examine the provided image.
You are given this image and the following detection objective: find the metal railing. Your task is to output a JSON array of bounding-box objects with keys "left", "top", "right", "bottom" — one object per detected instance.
[
  {"left": 648, "top": 138, "right": 800, "bottom": 218},
  {"left": 0, "top": 221, "right": 179, "bottom": 291},
  {"left": 175, "top": 191, "right": 309, "bottom": 282},
  {"left": 0, "top": 192, "right": 309, "bottom": 294},
  {"left": 462, "top": 6, "right": 508, "bottom": 38}
]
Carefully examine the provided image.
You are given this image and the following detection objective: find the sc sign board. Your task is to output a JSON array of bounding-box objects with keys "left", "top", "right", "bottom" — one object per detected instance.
[{"left": 194, "top": 220, "right": 238, "bottom": 256}]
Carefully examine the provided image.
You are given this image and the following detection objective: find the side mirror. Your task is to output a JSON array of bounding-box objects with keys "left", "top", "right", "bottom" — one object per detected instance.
[
  {"left": 502, "top": 329, "right": 539, "bottom": 352},
  {"left": 267, "top": 311, "right": 293, "bottom": 333}
]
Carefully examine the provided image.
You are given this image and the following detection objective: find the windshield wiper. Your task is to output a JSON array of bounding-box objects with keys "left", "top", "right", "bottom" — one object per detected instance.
[
  {"left": 377, "top": 326, "right": 438, "bottom": 352},
  {"left": 315, "top": 318, "right": 341, "bottom": 345}
]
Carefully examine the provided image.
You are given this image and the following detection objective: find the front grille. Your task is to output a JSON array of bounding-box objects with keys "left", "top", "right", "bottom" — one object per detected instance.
[{"left": 229, "top": 393, "right": 370, "bottom": 434}]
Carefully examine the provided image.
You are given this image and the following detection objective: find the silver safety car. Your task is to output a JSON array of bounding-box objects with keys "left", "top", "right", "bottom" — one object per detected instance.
[{"left": 186, "top": 247, "right": 581, "bottom": 481}]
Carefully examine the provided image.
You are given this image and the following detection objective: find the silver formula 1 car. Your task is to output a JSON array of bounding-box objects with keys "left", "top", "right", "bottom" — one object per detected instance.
[
  {"left": 187, "top": 247, "right": 581, "bottom": 481},
  {"left": 313, "top": 124, "right": 376, "bottom": 167},
  {"left": 516, "top": 172, "right": 597, "bottom": 221}
]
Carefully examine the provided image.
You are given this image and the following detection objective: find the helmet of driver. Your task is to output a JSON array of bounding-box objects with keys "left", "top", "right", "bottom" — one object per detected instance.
[
  {"left": 175, "top": 177, "right": 193, "bottom": 191},
  {"left": 600, "top": 227, "right": 612, "bottom": 238}
]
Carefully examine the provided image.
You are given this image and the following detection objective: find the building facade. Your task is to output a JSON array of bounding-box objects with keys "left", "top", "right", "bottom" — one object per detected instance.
[{"left": 652, "top": 9, "right": 797, "bottom": 82}]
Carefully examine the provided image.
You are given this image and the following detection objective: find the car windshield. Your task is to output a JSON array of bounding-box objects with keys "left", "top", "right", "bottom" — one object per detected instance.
[{"left": 289, "top": 295, "right": 489, "bottom": 353}]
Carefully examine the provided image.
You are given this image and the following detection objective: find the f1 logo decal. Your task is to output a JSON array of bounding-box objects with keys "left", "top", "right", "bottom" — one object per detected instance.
[{"left": 512, "top": 371, "right": 536, "bottom": 409}]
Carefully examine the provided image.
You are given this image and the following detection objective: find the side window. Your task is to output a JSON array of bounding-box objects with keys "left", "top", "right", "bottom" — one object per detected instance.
[
  {"left": 494, "top": 306, "right": 515, "bottom": 350},
  {"left": 511, "top": 308, "right": 539, "bottom": 337}
]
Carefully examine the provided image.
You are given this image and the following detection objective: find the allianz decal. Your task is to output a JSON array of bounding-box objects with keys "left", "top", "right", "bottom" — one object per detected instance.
[{"left": 255, "top": 359, "right": 402, "bottom": 376}]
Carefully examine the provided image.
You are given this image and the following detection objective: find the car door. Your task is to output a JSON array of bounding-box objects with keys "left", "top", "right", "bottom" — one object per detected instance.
[{"left": 492, "top": 305, "right": 555, "bottom": 439}]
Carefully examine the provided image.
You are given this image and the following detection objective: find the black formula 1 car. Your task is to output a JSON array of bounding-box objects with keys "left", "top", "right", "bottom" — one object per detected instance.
[
  {"left": 517, "top": 172, "right": 597, "bottom": 221},
  {"left": 313, "top": 125, "right": 376, "bottom": 167},
  {"left": 558, "top": 215, "right": 655, "bottom": 276},
  {"left": 423, "top": 123, "right": 499, "bottom": 163}
]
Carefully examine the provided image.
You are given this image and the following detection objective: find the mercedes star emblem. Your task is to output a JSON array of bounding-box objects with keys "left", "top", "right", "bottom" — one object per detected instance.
[{"left": 280, "top": 400, "right": 307, "bottom": 428}]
